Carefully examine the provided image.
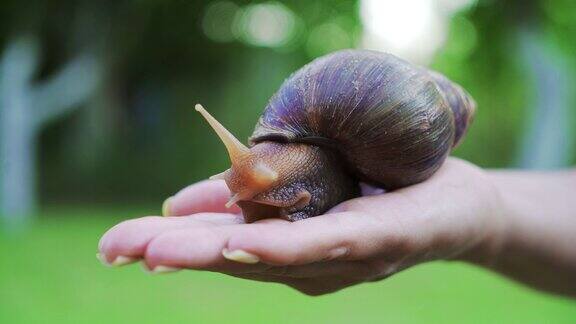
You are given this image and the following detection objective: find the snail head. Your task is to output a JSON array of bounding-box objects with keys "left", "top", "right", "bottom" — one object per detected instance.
[
  {"left": 195, "top": 103, "right": 358, "bottom": 222},
  {"left": 195, "top": 104, "right": 279, "bottom": 208}
]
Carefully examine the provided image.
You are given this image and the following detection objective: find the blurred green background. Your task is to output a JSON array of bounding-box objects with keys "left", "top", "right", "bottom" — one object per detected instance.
[{"left": 0, "top": 0, "right": 575, "bottom": 323}]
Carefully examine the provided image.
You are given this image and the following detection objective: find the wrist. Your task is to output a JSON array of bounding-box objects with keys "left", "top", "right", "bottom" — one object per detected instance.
[{"left": 456, "top": 170, "right": 510, "bottom": 267}]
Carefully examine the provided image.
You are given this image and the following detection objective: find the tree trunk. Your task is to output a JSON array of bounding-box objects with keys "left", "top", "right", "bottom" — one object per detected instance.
[
  {"left": 0, "top": 102, "right": 36, "bottom": 220},
  {"left": 0, "top": 35, "right": 101, "bottom": 226},
  {"left": 0, "top": 37, "right": 37, "bottom": 223}
]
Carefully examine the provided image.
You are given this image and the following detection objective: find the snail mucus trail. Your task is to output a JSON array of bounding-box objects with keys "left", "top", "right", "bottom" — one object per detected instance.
[{"left": 195, "top": 50, "right": 476, "bottom": 223}]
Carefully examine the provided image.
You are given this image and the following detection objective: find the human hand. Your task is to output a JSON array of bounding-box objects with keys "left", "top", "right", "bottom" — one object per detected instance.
[{"left": 98, "top": 158, "right": 505, "bottom": 295}]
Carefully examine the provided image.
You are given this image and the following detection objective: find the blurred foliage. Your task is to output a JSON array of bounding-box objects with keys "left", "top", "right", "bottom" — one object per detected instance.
[
  {"left": 0, "top": 0, "right": 573, "bottom": 208},
  {"left": 433, "top": 0, "right": 576, "bottom": 167}
]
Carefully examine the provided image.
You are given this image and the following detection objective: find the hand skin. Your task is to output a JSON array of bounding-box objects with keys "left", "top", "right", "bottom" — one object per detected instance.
[{"left": 98, "top": 158, "right": 576, "bottom": 297}]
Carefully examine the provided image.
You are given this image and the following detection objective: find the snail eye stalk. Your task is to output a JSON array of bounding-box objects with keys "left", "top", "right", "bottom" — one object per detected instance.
[
  {"left": 195, "top": 104, "right": 250, "bottom": 163},
  {"left": 196, "top": 103, "right": 279, "bottom": 208}
]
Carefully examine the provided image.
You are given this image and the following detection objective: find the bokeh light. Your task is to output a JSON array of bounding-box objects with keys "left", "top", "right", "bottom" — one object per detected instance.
[
  {"left": 360, "top": 0, "right": 477, "bottom": 64},
  {"left": 444, "top": 16, "right": 477, "bottom": 58},
  {"left": 306, "top": 20, "right": 353, "bottom": 58},
  {"left": 201, "top": 1, "right": 240, "bottom": 42},
  {"left": 233, "top": 2, "right": 298, "bottom": 48}
]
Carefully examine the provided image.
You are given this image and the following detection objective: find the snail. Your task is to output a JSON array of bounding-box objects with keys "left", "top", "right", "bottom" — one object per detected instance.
[{"left": 195, "top": 49, "right": 475, "bottom": 222}]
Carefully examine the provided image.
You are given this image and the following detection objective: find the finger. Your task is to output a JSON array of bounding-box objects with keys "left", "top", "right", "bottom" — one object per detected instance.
[
  {"left": 224, "top": 211, "right": 402, "bottom": 266},
  {"left": 98, "top": 213, "right": 242, "bottom": 263},
  {"left": 143, "top": 221, "right": 385, "bottom": 279},
  {"left": 330, "top": 158, "right": 495, "bottom": 260},
  {"left": 143, "top": 226, "right": 272, "bottom": 273},
  {"left": 142, "top": 211, "right": 399, "bottom": 271},
  {"left": 164, "top": 180, "right": 241, "bottom": 216}
]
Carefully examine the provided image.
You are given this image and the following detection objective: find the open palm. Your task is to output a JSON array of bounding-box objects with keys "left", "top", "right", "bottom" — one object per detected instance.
[{"left": 98, "top": 158, "right": 503, "bottom": 295}]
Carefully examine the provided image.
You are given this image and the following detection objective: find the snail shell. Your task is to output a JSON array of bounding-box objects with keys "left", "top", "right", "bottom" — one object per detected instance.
[
  {"left": 250, "top": 49, "right": 475, "bottom": 189},
  {"left": 196, "top": 49, "right": 476, "bottom": 222}
]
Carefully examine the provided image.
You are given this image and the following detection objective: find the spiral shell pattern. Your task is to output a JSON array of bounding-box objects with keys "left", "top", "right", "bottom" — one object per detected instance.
[{"left": 251, "top": 50, "right": 476, "bottom": 189}]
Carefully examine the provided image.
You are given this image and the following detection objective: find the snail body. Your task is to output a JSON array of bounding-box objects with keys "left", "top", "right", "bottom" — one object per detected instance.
[{"left": 196, "top": 49, "right": 476, "bottom": 222}]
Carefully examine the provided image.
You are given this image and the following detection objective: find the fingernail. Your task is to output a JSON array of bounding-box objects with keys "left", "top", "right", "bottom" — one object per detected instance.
[
  {"left": 142, "top": 263, "right": 182, "bottom": 274},
  {"left": 325, "top": 247, "right": 350, "bottom": 260},
  {"left": 111, "top": 255, "right": 139, "bottom": 266},
  {"left": 152, "top": 265, "right": 181, "bottom": 274},
  {"left": 97, "top": 253, "right": 139, "bottom": 267},
  {"left": 222, "top": 248, "right": 260, "bottom": 264},
  {"left": 96, "top": 252, "right": 110, "bottom": 266},
  {"left": 162, "top": 196, "right": 173, "bottom": 216}
]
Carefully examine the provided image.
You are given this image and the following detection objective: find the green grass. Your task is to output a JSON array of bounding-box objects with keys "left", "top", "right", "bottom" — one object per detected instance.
[{"left": 1, "top": 210, "right": 575, "bottom": 324}]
